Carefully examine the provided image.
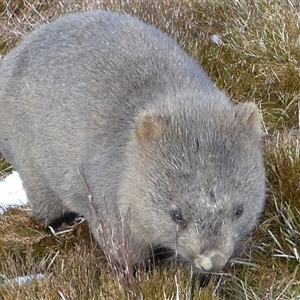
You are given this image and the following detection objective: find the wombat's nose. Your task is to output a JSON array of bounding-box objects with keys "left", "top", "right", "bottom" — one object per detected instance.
[{"left": 194, "top": 252, "right": 227, "bottom": 272}]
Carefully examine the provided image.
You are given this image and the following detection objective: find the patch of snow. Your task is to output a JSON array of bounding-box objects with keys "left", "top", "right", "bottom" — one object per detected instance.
[
  {"left": 0, "top": 171, "right": 28, "bottom": 214},
  {"left": 3, "top": 273, "right": 45, "bottom": 287},
  {"left": 210, "top": 34, "right": 223, "bottom": 46}
]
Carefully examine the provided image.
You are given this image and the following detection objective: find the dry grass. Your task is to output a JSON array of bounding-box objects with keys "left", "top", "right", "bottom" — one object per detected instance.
[{"left": 0, "top": 0, "right": 300, "bottom": 299}]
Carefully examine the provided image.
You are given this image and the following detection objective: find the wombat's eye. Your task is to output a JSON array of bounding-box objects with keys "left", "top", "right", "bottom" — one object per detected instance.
[
  {"left": 171, "top": 209, "right": 186, "bottom": 226},
  {"left": 234, "top": 205, "right": 244, "bottom": 218}
]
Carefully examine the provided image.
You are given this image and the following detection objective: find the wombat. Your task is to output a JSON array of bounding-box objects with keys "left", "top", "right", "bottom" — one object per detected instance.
[{"left": 0, "top": 10, "right": 266, "bottom": 273}]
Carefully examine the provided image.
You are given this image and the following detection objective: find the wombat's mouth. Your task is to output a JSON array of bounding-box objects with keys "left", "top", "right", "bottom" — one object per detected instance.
[
  {"left": 148, "top": 247, "right": 229, "bottom": 273},
  {"left": 147, "top": 246, "right": 230, "bottom": 273}
]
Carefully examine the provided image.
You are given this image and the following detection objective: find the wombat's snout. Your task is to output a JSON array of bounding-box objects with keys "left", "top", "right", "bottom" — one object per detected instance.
[{"left": 194, "top": 252, "right": 228, "bottom": 272}]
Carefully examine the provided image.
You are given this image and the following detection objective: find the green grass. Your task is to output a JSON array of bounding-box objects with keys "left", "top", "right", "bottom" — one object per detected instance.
[{"left": 0, "top": 0, "right": 300, "bottom": 299}]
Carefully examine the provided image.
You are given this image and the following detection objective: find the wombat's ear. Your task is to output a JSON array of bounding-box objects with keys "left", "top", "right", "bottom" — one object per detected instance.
[
  {"left": 235, "top": 102, "right": 262, "bottom": 135},
  {"left": 134, "top": 112, "right": 166, "bottom": 143}
]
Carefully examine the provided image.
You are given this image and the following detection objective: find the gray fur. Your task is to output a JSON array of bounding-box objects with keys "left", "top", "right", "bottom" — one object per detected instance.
[{"left": 0, "top": 11, "right": 266, "bottom": 272}]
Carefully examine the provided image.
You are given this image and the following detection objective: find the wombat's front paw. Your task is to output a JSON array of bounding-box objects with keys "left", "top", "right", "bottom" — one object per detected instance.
[{"left": 48, "top": 211, "right": 82, "bottom": 229}]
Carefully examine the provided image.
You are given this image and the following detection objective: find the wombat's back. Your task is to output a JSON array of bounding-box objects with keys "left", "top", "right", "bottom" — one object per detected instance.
[{"left": 0, "top": 10, "right": 226, "bottom": 165}]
